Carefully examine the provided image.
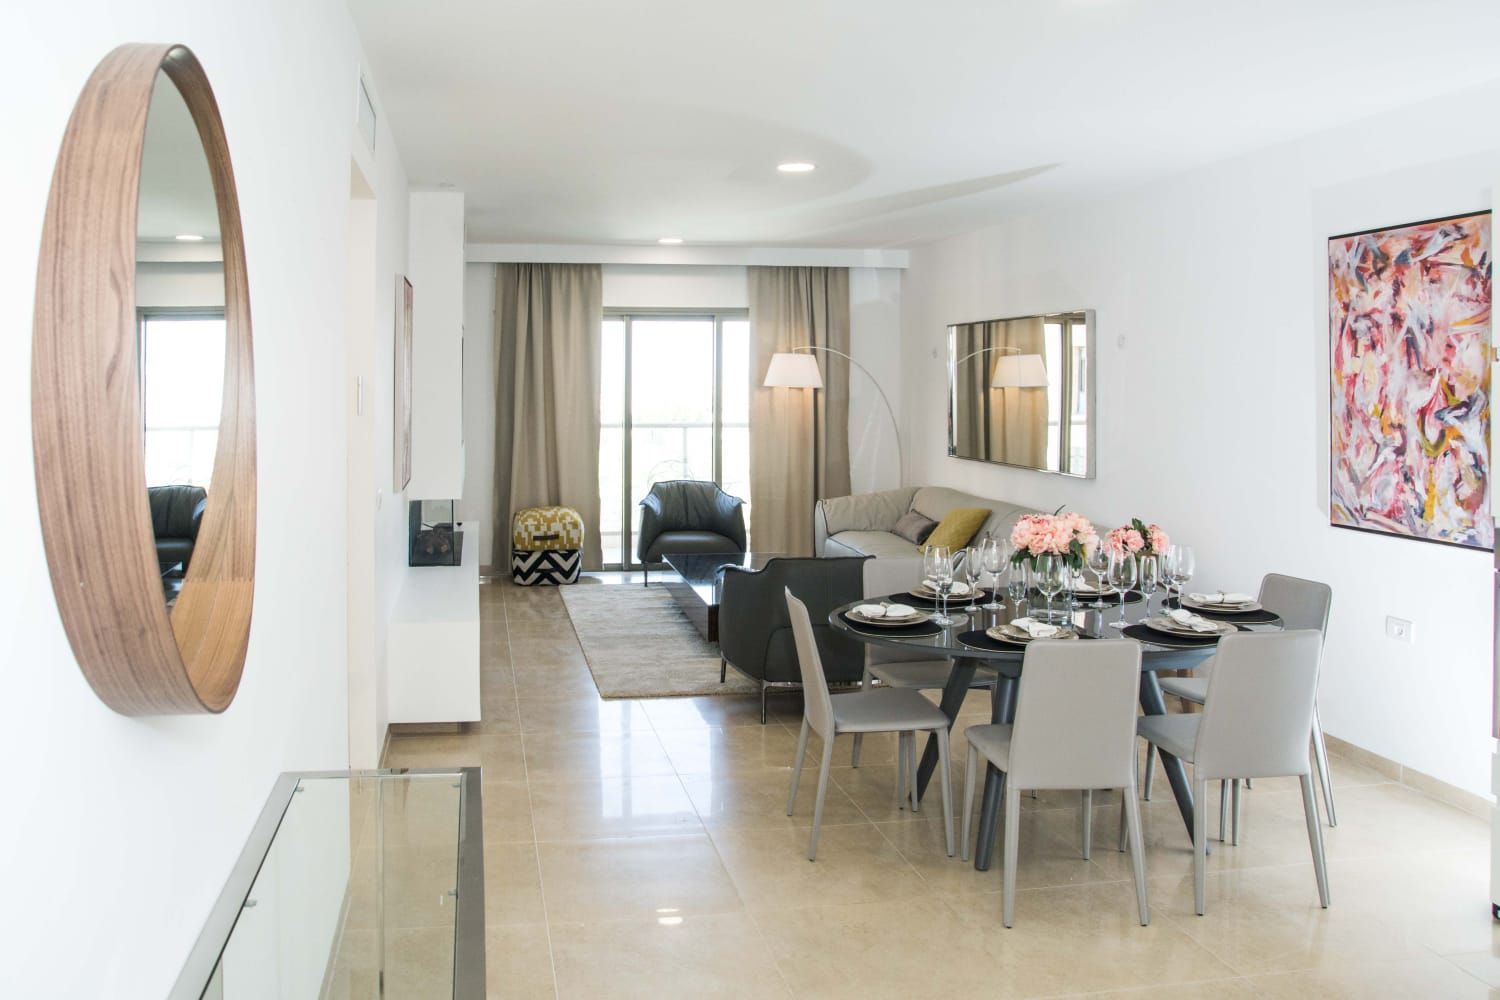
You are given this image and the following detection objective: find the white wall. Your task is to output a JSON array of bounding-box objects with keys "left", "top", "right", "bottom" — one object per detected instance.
[
  {"left": 407, "top": 190, "right": 467, "bottom": 499},
  {"left": 901, "top": 80, "right": 1500, "bottom": 798},
  {"left": 459, "top": 263, "right": 902, "bottom": 565},
  {"left": 0, "top": 4, "right": 405, "bottom": 996},
  {"left": 136, "top": 260, "right": 226, "bottom": 309}
]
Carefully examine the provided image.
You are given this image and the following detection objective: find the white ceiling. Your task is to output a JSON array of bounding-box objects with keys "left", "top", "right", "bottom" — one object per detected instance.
[
  {"left": 138, "top": 70, "right": 221, "bottom": 246},
  {"left": 350, "top": 0, "right": 1500, "bottom": 249}
]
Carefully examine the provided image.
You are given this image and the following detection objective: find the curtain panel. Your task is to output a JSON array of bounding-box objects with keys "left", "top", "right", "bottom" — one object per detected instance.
[
  {"left": 748, "top": 266, "right": 851, "bottom": 556},
  {"left": 493, "top": 263, "right": 604, "bottom": 570}
]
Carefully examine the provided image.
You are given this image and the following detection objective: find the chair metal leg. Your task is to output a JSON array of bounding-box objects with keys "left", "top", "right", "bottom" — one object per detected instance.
[
  {"left": 909, "top": 730, "right": 921, "bottom": 813},
  {"left": 1002, "top": 783, "right": 1022, "bottom": 928},
  {"left": 1218, "top": 779, "right": 1229, "bottom": 842},
  {"left": 1142, "top": 743, "right": 1155, "bottom": 800},
  {"left": 937, "top": 728, "right": 955, "bottom": 858},
  {"left": 1080, "top": 789, "right": 1093, "bottom": 860},
  {"left": 1312, "top": 708, "right": 1338, "bottom": 827},
  {"left": 759, "top": 683, "right": 768, "bottom": 725},
  {"left": 642, "top": 564, "right": 648, "bottom": 587},
  {"left": 807, "top": 738, "right": 836, "bottom": 861},
  {"left": 1117, "top": 787, "right": 1128, "bottom": 853},
  {"left": 895, "top": 733, "right": 908, "bottom": 811},
  {"left": 719, "top": 658, "right": 727, "bottom": 684},
  {"left": 1193, "top": 778, "right": 1208, "bottom": 915},
  {"left": 1300, "top": 773, "right": 1331, "bottom": 907},
  {"left": 961, "top": 742, "right": 978, "bottom": 861},
  {"left": 787, "top": 718, "right": 810, "bottom": 816},
  {"left": 1231, "top": 778, "right": 1242, "bottom": 846},
  {"left": 1124, "top": 777, "right": 1150, "bottom": 925}
]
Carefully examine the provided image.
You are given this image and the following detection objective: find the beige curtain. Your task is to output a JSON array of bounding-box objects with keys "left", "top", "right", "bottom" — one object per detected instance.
[
  {"left": 986, "top": 317, "right": 1047, "bottom": 466},
  {"left": 493, "top": 263, "right": 604, "bottom": 570},
  {"left": 749, "top": 266, "right": 851, "bottom": 556}
]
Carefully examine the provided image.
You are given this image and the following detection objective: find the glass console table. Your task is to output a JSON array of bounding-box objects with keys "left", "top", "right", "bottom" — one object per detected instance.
[{"left": 171, "top": 769, "right": 484, "bottom": 999}]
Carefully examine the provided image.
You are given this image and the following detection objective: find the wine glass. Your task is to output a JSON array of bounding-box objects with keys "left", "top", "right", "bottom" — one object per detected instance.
[
  {"left": 922, "top": 545, "right": 942, "bottom": 597},
  {"left": 1169, "top": 544, "right": 1195, "bottom": 608},
  {"left": 1138, "top": 554, "right": 1160, "bottom": 617},
  {"left": 930, "top": 546, "right": 956, "bottom": 626},
  {"left": 981, "top": 537, "right": 1006, "bottom": 611},
  {"left": 963, "top": 545, "right": 983, "bottom": 610},
  {"left": 1107, "top": 551, "right": 1137, "bottom": 629},
  {"left": 1007, "top": 559, "right": 1028, "bottom": 611},
  {"left": 1086, "top": 544, "right": 1111, "bottom": 610},
  {"left": 1035, "top": 553, "right": 1065, "bottom": 624}
]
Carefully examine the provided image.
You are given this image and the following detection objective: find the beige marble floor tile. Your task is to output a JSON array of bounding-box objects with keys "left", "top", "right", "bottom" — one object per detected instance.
[
  {"left": 384, "top": 925, "right": 458, "bottom": 999},
  {"left": 878, "top": 813, "right": 1124, "bottom": 894},
  {"left": 521, "top": 729, "right": 676, "bottom": 782},
  {"left": 681, "top": 766, "right": 867, "bottom": 831},
  {"left": 517, "top": 695, "right": 655, "bottom": 734},
  {"left": 485, "top": 922, "right": 557, "bottom": 999},
  {"left": 1441, "top": 949, "right": 1500, "bottom": 990},
  {"left": 480, "top": 780, "right": 537, "bottom": 844},
  {"left": 549, "top": 912, "right": 790, "bottom": 999},
  {"left": 386, "top": 732, "right": 526, "bottom": 780},
  {"left": 654, "top": 723, "right": 804, "bottom": 774},
  {"left": 512, "top": 665, "right": 599, "bottom": 701},
  {"left": 710, "top": 824, "right": 928, "bottom": 910},
  {"left": 946, "top": 881, "right": 1238, "bottom": 996},
  {"left": 1072, "top": 978, "right": 1260, "bottom": 999},
  {"left": 1248, "top": 956, "right": 1498, "bottom": 998},
  {"left": 486, "top": 841, "right": 547, "bottom": 927},
  {"left": 536, "top": 834, "right": 743, "bottom": 923},
  {"left": 1320, "top": 848, "right": 1496, "bottom": 957},
  {"left": 830, "top": 763, "right": 937, "bottom": 823},
  {"left": 527, "top": 774, "right": 703, "bottom": 840},
  {"left": 640, "top": 694, "right": 803, "bottom": 730}
]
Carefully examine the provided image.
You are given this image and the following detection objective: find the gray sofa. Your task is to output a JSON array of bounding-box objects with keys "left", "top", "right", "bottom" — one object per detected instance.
[{"left": 815, "top": 485, "right": 1043, "bottom": 560}]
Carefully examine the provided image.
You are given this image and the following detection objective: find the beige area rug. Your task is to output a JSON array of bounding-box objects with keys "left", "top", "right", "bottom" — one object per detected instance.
[{"left": 559, "top": 583, "right": 759, "bottom": 698}]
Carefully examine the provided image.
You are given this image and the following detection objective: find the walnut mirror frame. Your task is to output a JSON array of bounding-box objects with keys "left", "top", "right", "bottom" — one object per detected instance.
[{"left": 32, "top": 44, "right": 256, "bottom": 715}]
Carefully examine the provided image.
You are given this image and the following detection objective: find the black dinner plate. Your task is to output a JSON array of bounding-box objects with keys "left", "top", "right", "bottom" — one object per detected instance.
[
  {"left": 1052, "top": 588, "right": 1145, "bottom": 605},
  {"left": 897, "top": 588, "right": 990, "bottom": 606},
  {"left": 1184, "top": 606, "right": 1282, "bottom": 624},
  {"left": 839, "top": 611, "right": 944, "bottom": 638},
  {"left": 956, "top": 629, "right": 1023, "bottom": 652},
  {"left": 1122, "top": 623, "right": 1224, "bottom": 648}
]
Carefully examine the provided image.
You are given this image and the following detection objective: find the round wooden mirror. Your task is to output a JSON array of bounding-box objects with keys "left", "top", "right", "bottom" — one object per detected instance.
[{"left": 32, "top": 44, "right": 255, "bottom": 715}]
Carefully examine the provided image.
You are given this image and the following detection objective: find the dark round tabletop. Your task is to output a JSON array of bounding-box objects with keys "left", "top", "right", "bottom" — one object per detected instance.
[{"left": 829, "top": 591, "right": 1283, "bottom": 671}]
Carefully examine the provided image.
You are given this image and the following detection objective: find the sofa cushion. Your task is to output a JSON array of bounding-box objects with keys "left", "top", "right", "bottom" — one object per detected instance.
[
  {"left": 892, "top": 510, "right": 938, "bottom": 545},
  {"left": 644, "top": 530, "right": 741, "bottom": 561},
  {"left": 924, "top": 507, "right": 992, "bottom": 552},
  {"left": 911, "top": 486, "right": 1042, "bottom": 545},
  {"left": 826, "top": 530, "right": 922, "bottom": 559}
]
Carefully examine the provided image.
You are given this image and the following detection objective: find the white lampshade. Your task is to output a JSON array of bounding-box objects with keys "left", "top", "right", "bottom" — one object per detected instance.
[
  {"left": 763, "top": 352, "right": 824, "bottom": 389},
  {"left": 991, "top": 353, "right": 1048, "bottom": 388}
]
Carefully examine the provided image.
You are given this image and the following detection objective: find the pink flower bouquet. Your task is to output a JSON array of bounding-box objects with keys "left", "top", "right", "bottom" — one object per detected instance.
[
  {"left": 1009, "top": 512, "right": 1098, "bottom": 572},
  {"left": 1105, "top": 518, "right": 1169, "bottom": 560}
]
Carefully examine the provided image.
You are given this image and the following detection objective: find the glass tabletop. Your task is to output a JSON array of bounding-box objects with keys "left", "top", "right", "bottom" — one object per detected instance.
[
  {"left": 663, "top": 551, "right": 784, "bottom": 606},
  {"left": 830, "top": 591, "right": 1283, "bottom": 668}
]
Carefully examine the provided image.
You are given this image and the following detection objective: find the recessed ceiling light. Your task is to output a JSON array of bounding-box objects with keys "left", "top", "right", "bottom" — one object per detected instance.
[
  {"left": 174, "top": 233, "right": 204, "bottom": 242},
  {"left": 657, "top": 236, "right": 683, "bottom": 244},
  {"left": 777, "top": 161, "right": 816, "bottom": 174}
]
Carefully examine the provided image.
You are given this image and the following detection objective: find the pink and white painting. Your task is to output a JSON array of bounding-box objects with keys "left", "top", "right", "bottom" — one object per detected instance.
[{"left": 1329, "top": 211, "right": 1492, "bottom": 550}]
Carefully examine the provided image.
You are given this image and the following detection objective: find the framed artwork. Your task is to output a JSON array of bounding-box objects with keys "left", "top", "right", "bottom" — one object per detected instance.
[
  {"left": 394, "top": 276, "right": 413, "bottom": 492},
  {"left": 1329, "top": 210, "right": 1492, "bottom": 550}
]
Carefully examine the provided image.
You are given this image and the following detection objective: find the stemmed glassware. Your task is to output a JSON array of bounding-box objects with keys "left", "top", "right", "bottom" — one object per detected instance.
[
  {"left": 1164, "top": 544, "right": 1194, "bottom": 608},
  {"left": 1007, "top": 559, "right": 1028, "bottom": 610},
  {"left": 1086, "top": 544, "right": 1111, "bottom": 610},
  {"left": 981, "top": 537, "right": 1006, "bottom": 611},
  {"left": 1138, "top": 554, "right": 1160, "bottom": 617},
  {"left": 1107, "top": 551, "right": 1137, "bottom": 629},
  {"left": 1035, "top": 553, "right": 1065, "bottom": 625},
  {"left": 963, "top": 545, "right": 983, "bottom": 611},
  {"left": 926, "top": 545, "right": 956, "bottom": 627}
]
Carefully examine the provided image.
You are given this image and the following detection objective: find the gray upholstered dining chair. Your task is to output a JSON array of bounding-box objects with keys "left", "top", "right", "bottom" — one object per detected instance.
[
  {"left": 1145, "top": 573, "right": 1337, "bottom": 833},
  {"left": 961, "top": 638, "right": 1149, "bottom": 928},
  {"left": 849, "top": 557, "right": 998, "bottom": 772},
  {"left": 636, "top": 480, "right": 746, "bottom": 585},
  {"left": 784, "top": 588, "right": 955, "bottom": 861},
  {"left": 1135, "top": 629, "right": 1330, "bottom": 916}
]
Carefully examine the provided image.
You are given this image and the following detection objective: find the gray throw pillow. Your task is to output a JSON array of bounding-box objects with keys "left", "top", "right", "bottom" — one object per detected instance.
[{"left": 893, "top": 510, "right": 938, "bottom": 545}]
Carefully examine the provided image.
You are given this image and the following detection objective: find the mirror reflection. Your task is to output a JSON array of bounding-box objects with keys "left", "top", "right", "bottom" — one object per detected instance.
[
  {"left": 947, "top": 310, "right": 1094, "bottom": 477},
  {"left": 135, "top": 70, "right": 226, "bottom": 606}
]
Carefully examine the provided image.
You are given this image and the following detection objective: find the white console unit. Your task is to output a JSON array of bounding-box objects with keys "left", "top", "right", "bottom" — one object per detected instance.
[{"left": 387, "top": 525, "right": 480, "bottom": 724}]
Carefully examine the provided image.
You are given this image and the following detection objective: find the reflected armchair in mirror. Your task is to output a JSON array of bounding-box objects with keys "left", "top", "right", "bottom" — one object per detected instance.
[
  {"left": 948, "top": 310, "right": 1095, "bottom": 478},
  {"left": 148, "top": 484, "right": 207, "bottom": 575}
]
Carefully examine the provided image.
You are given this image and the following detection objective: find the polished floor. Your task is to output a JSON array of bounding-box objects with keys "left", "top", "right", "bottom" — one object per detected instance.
[{"left": 384, "top": 578, "right": 1500, "bottom": 999}]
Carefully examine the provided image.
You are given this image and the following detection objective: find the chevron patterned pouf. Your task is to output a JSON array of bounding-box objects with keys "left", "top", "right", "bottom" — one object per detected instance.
[{"left": 510, "top": 506, "right": 584, "bottom": 585}]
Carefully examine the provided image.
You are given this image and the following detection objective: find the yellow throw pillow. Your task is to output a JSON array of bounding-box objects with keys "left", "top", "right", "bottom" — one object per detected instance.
[{"left": 922, "top": 508, "right": 992, "bottom": 552}]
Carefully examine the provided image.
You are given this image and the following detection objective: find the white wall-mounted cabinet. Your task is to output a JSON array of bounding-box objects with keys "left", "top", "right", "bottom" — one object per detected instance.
[{"left": 408, "top": 190, "right": 467, "bottom": 499}]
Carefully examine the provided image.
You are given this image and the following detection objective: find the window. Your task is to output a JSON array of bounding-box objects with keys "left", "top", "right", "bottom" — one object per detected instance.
[
  {"left": 139, "top": 312, "right": 226, "bottom": 487},
  {"left": 599, "top": 312, "right": 750, "bottom": 568}
]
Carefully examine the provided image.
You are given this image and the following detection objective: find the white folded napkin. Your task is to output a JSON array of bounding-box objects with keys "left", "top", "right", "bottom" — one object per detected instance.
[
  {"left": 854, "top": 603, "right": 918, "bottom": 619},
  {"left": 1188, "top": 591, "right": 1255, "bottom": 606},
  {"left": 1008, "top": 617, "right": 1061, "bottom": 639},
  {"left": 920, "top": 578, "right": 971, "bottom": 596},
  {"left": 1167, "top": 609, "right": 1221, "bottom": 632}
]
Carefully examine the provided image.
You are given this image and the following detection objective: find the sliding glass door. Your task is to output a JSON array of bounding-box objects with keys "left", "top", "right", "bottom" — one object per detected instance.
[{"left": 599, "top": 312, "right": 750, "bottom": 568}]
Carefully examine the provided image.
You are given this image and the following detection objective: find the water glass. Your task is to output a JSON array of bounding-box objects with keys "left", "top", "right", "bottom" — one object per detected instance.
[
  {"left": 1107, "top": 552, "right": 1137, "bottom": 629},
  {"left": 1138, "top": 554, "right": 1160, "bottom": 616},
  {"left": 981, "top": 537, "right": 1006, "bottom": 610},
  {"left": 1035, "top": 554, "right": 1065, "bottom": 624},
  {"left": 964, "top": 546, "right": 983, "bottom": 610},
  {"left": 1007, "top": 560, "right": 1028, "bottom": 609},
  {"left": 1086, "top": 544, "right": 1111, "bottom": 609},
  {"left": 928, "top": 545, "right": 955, "bottom": 626},
  {"left": 1168, "top": 544, "right": 1195, "bottom": 607}
]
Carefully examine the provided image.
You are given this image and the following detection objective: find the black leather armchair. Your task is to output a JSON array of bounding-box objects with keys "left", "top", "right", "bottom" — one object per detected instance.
[
  {"left": 148, "top": 485, "right": 207, "bottom": 575},
  {"left": 718, "top": 556, "right": 870, "bottom": 722},
  {"left": 636, "top": 480, "right": 747, "bottom": 584}
]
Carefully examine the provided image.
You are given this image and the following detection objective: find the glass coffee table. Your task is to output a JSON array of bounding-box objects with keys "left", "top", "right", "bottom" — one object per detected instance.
[{"left": 662, "top": 551, "right": 782, "bottom": 641}]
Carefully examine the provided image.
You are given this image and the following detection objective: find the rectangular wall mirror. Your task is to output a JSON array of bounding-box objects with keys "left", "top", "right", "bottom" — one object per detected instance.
[{"left": 947, "top": 310, "right": 1095, "bottom": 478}]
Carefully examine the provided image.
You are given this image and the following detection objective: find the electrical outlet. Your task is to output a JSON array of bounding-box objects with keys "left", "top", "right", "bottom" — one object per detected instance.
[{"left": 1385, "top": 615, "right": 1413, "bottom": 643}]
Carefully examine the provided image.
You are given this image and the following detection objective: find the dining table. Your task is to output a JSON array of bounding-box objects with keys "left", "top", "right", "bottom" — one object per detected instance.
[{"left": 829, "top": 587, "right": 1284, "bottom": 871}]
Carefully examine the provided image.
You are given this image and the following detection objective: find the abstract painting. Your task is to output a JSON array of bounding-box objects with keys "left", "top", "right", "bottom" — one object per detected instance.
[{"left": 1330, "top": 211, "right": 1492, "bottom": 550}]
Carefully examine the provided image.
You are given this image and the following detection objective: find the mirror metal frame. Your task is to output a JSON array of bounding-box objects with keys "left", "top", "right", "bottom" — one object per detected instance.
[
  {"left": 32, "top": 43, "right": 256, "bottom": 714},
  {"left": 945, "top": 309, "right": 1097, "bottom": 479}
]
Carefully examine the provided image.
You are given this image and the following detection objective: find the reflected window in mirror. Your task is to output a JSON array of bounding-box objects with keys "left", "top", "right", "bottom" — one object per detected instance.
[
  {"left": 139, "top": 312, "right": 226, "bottom": 487},
  {"left": 948, "top": 310, "right": 1095, "bottom": 478}
]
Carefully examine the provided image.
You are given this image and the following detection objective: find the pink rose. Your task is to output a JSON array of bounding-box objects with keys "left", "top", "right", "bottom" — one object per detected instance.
[{"left": 1148, "top": 525, "right": 1170, "bottom": 554}]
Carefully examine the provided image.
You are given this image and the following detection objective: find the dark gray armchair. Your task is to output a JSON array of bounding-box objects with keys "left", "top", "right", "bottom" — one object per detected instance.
[
  {"left": 636, "top": 480, "right": 747, "bottom": 584},
  {"left": 147, "top": 484, "right": 207, "bottom": 575},
  {"left": 718, "top": 556, "right": 869, "bottom": 722}
]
